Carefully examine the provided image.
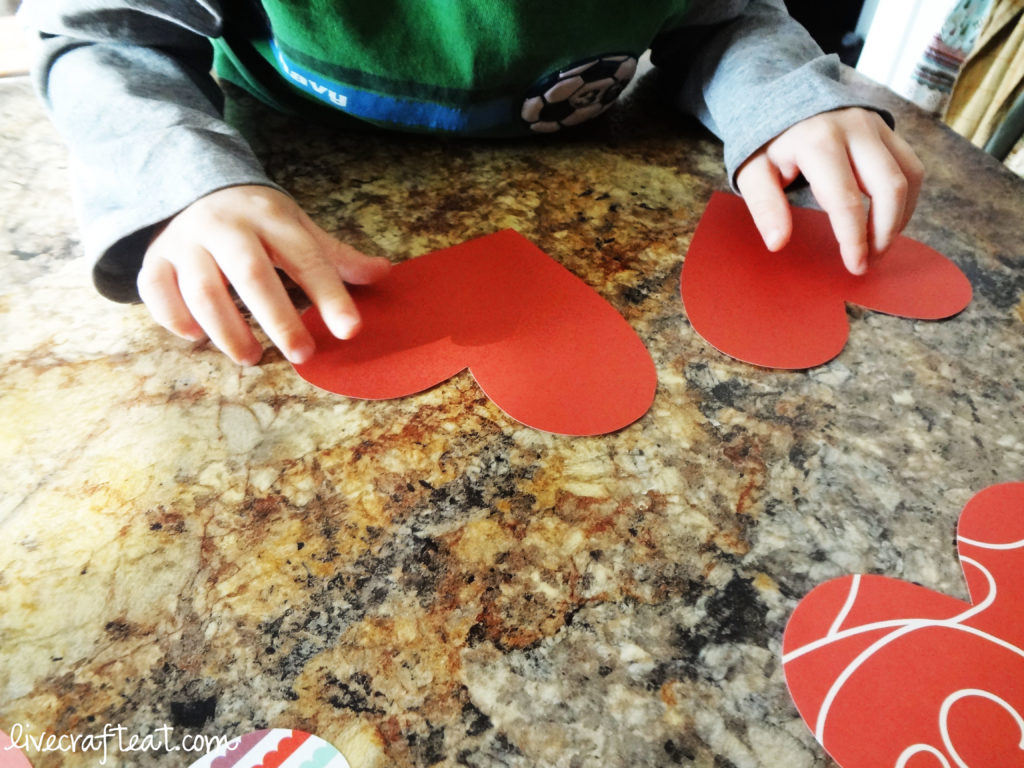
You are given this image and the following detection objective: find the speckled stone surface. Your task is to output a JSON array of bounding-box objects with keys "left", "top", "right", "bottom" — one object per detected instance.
[{"left": 1, "top": 69, "right": 1023, "bottom": 768}]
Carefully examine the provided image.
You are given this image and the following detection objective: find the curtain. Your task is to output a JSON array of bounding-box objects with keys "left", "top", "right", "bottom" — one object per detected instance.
[
  {"left": 945, "top": 0, "right": 1024, "bottom": 156},
  {"left": 904, "top": 0, "right": 994, "bottom": 115}
]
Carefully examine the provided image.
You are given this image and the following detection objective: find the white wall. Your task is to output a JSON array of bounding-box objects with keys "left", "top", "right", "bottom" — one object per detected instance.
[{"left": 855, "top": 0, "right": 958, "bottom": 90}]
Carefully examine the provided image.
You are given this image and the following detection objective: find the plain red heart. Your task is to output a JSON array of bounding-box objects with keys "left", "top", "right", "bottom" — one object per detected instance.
[
  {"left": 0, "top": 729, "right": 33, "bottom": 768},
  {"left": 681, "top": 192, "right": 973, "bottom": 369},
  {"left": 782, "top": 483, "right": 1024, "bottom": 767},
  {"left": 294, "top": 229, "right": 657, "bottom": 436}
]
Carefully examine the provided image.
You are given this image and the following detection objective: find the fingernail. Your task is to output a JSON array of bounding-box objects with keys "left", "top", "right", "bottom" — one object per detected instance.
[
  {"left": 764, "top": 229, "right": 784, "bottom": 251},
  {"left": 330, "top": 315, "right": 360, "bottom": 340},
  {"left": 287, "top": 343, "right": 314, "bottom": 365}
]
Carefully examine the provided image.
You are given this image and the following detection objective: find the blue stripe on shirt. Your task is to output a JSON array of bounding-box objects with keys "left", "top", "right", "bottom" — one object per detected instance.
[{"left": 269, "top": 40, "right": 515, "bottom": 133}]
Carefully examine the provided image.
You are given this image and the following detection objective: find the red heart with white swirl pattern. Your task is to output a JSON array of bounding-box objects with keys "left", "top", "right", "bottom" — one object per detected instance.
[{"left": 782, "top": 483, "right": 1024, "bottom": 766}]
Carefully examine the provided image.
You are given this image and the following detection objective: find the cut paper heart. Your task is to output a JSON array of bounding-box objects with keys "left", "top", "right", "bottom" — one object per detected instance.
[
  {"left": 681, "top": 192, "right": 973, "bottom": 369},
  {"left": 782, "top": 482, "right": 1024, "bottom": 767},
  {"left": 0, "top": 729, "right": 33, "bottom": 768},
  {"left": 294, "top": 229, "right": 657, "bottom": 436},
  {"left": 189, "top": 728, "right": 351, "bottom": 768}
]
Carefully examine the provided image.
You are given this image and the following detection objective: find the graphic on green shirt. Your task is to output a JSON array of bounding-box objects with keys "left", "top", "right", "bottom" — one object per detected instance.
[{"left": 214, "top": 0, "right": 693, "bottom": 135}]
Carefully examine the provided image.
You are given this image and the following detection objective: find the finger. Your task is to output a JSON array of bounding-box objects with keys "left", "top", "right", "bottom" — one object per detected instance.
[
  {"left": 175, "top": 247, "right": 263, "bottom": 365},
  {"left": 847, "top": 139, "right": 908, "bottom": 257},
  {"left": 321, "top": 236, "right": 392, "bottom": 284},
  {"left": 259, "top": 215, "right": 366, "bottom": 340},
  {"left": 296, "top": 210, "right": 392, "bottom": 285},
  {"left": 137, "top": 254, "right": 205, "bottom": 341},
  {"left": 735, "top": 153, "right": 793, "bottom": 251},
  {"left": 880, "top": 129, "right": 925, "bottom": 232},
  {"left": 206, "top": 228, "right": 315, "bottom": 364},
  {"left": 794, "top": 140, "right": 870, "bottom": 275}
]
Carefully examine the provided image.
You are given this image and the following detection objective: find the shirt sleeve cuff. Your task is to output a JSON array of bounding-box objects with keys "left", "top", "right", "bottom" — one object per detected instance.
[{"left": 721, "top": 56, "right": 895, "bottom": 189}]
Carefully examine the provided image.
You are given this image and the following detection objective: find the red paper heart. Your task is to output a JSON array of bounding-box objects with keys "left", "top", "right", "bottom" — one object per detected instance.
[
  {"left": 681, "top": 192, "right": 973, "bottom": 369},
  {"left": 782, "top": 483, "right": 1024, "bottom": 767},
  {"left": 0, "top": 729, "right": 33, "bottom": 768},
  {"left": 294, "top": 229, "right": 657, "bottom": 435}
]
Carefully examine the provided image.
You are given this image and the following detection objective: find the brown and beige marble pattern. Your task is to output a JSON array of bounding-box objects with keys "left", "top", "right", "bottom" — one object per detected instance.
[{"left": 1, "top": 69, "right": 1023, "bottom": 768}]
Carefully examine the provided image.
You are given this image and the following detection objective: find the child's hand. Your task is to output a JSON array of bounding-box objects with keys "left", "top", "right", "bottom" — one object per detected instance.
[
  {"left": 137, "top": 186, "right": 391, "bottom": 365},
  {"left": 735, "top": 108, "right": 924, "bottom": 275}
]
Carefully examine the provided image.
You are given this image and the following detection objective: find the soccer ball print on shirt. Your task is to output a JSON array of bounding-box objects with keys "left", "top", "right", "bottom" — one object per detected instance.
[{"left": 521, "top": 54, "right": 638, "bottom": 132}]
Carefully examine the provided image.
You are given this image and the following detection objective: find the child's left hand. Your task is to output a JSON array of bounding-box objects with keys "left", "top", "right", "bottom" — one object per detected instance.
[{"left": 735, "top": 107, "right": 924, "bottom": 275}]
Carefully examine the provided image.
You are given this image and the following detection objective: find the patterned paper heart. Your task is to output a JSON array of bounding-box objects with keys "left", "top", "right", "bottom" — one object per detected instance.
[
  {"left": 782, "top": 483, "right": 1024, "bottom": 766},
  {"left": 188, "top": 728, "right": 351, "bottom": 768},
  {"left": 681, "top": 192, "right": 973, "bottom": 369},
  {"left": 0, "top": 729, "right": 33, "bottom": 768},
  {"left": 294, "top": 229, "right": 657, "bottom": 435}
]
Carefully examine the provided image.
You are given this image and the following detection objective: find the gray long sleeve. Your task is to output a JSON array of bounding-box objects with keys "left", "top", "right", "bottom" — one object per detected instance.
[
  {"left": 660, "top": 0, "right": 891, "bottom": 186},
  {"left": 19, "top": 1, "right": 279, "bottom": 302},
  {"left": 21, "top": 0, "right": 887, "bottom": 303}
]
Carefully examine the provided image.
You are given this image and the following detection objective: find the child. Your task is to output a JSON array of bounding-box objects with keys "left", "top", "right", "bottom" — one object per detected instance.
[{"left": 20, "top": 0, "right": 923, "bottom": 366}]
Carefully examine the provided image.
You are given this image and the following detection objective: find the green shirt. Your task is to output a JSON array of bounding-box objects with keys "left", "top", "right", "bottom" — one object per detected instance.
[{"left": 212, "top": 0, "right": 692, "bottom": 135}]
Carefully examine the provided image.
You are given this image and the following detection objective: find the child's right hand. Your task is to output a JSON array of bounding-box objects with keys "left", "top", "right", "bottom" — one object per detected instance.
[
  {"left": 735, "top": 108, "right": 924, "bottom": 276},
  {"left": 137, "top": 186, "right": 391, "bottom": 365}
]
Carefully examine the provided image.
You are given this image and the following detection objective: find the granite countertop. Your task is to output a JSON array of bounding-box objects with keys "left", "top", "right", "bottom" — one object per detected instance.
[{"left": 1, "top": 68, "right": 1023, "bottom": 768}]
